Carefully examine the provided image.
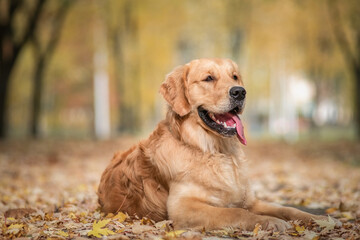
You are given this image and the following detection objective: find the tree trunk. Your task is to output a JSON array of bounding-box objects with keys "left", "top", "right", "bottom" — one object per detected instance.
[
  {"left": 354, "top": 66, "right": 360, "bottom": 137},
  {"left": 0, "top": 66, "right": 12, "bottom": 138},
  {"left": 112, "top": 29, "right": 129, "bottom": 133},
  {"left": 111, "top": 0, "right": 141, "bottom": 134},
  {"left": 0, "top": 31, "right": 16, "bottom": 138},
  {"left": 354, "top": 31, "right": 360, "bottom": 138},
  {"left": 30, "top": 58, "right": 45, "bottom": 137},
  {"left": 29, "top": 0, "right": 72, "bottom": 138},
  {"left": 0, "top": 0, "right": 46, "bottom": 138},
  {"left": 326, "top": 0, "right": 360, "bottom": 139}
]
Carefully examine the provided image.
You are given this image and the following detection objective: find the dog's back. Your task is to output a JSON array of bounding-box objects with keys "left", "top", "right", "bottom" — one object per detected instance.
[{"left": 97, "top": 130, "right": 169, "bottom": 221}]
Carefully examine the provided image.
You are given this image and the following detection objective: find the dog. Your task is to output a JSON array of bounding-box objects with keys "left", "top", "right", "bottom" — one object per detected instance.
[{"left": 98, "top": 58, "right": 326, "bottom": 231}]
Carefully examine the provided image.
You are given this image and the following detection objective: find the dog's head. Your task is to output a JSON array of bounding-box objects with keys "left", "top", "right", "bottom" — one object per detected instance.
[{"left": 160, "top": 58, "right": 247, "bottom": 145}]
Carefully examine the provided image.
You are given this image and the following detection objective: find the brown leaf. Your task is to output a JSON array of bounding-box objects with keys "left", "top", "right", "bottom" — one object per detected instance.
[{"left": 4, "top": 208, "right": 36, "bottom": 219}]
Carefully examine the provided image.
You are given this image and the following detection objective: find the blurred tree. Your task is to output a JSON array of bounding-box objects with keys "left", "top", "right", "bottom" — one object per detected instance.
[
  {"left": 326, "top": 0, "right": 360, "bottom": 137},
  {"left": 106, "top": 0, "right": 141, "bottom": 134},
  {"left": 2, "top": 0, "right": 357, "bottom": 139},
  {"left": 0, "top": 0, "right": 46, "bottom": 138},
  {"left": 224, "top": 0, "right": 249, "bottom": 62},
  {"left": 30, "top": 0, "right": 73, "bottom": 138}
]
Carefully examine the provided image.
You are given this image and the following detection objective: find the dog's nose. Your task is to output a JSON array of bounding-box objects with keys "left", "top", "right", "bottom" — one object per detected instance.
[{"left": 229, "top": 86, "right": 246, "bottom": 100}]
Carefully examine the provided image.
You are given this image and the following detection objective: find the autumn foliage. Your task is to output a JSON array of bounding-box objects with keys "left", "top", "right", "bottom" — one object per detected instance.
[{"left": 0, "top": 140, "right": 359, "bottom": 239}]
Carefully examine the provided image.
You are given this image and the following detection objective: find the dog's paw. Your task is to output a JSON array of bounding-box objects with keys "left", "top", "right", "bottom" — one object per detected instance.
[{"left": 258, "top": 217, "right": 291, "bottom": 232}]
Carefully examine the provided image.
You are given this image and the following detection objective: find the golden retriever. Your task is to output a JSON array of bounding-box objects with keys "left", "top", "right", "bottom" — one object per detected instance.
[{"left": 98, "top": 58, "right": 326, "bottom": 231}]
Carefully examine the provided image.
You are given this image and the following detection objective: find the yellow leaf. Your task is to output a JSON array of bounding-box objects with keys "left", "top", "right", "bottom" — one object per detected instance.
[
  {"left": 87, "top": 219, "right": 115, "bottom": 238},
  {"left": 6, "top": 217, "right": 16, "bottom": 221},
  {"left": 57, "top": 230, "right": 69, "bottom": 237},
  {"left": 113, "top": 212, "right": 127, "bottom": 223},
  {"left": 341, "top": 211, "right": 354, "bottom": 220},
  {"left": 295, "top": 225, "right": 305, "bottom": 234},
  {"left": 166, "top": 230, "right": 186, "bottom": 238},
  {"left": 8, "top": 223, "right": 24, "bottom": 229},
  {"left": 253, "top": 223, "right": 261, "bottom": 235}
]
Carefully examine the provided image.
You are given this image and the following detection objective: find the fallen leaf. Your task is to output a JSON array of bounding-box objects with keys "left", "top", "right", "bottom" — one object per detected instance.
[
  {"left": 87, "top": 219, "right": 115, "bottom": 238},
  {"left": 341, "top": 211, "right": 354, "bottom": 220},
  {"left": 132, "top": 223, "right": 154, "bottom": 234},
  {"left": 155, "top": 220, "right": 170, "bottom": 229},
  {"left": 166, "top": 230, "right": 186, "bottom": 238},
  {"left": 313, "top": 215, "right": 336, "bottom": 232},
  {"left": 113, "top": 212, "right": 127, "bottom": 222},
  {"left": 253, "top": 223, "right": 261, "bottom": 235},
  {"left": 57, "top": 230, "right": 69, "bottom": 237},
  {"left": 4, "top": 208, "right": 36, "bottom": 219},
  {"left": 303, "top": 230, "right": 318, "bottom": 240},
  {"left": 339, "top": 201, "right": 348, "bottom": 212},
  {"left": 6, "top": 223, "right": 24, "bottom": 235},
  {"left": 326, "top": 207, "right": 337, "bottom": 214},
  {"left": 295, "top": 224, "right": 305, "bottom": 234},
  {"left": 8, "top": 223, "right": 24, "bottom": 229}
]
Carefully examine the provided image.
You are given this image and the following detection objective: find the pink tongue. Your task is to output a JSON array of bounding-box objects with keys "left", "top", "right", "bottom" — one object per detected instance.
[
  {"left": 216, "top": 113, "right": 247, "bottom": 145},
  {"left": 231, "top": 115, "right": 247, "bottom": 145}
]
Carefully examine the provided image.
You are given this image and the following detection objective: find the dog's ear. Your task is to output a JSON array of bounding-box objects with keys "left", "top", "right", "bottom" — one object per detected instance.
[{"left": 160, "top": 65, "right": 191, "bottom": 117}]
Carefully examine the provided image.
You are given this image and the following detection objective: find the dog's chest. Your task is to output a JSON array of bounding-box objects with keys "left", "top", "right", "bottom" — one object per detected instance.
[
  {"left": 190, "top": 154, "right": 250, "bottom": 208},
  {"left": 212, "top": 160, "right": 250, "bottom": 207}
]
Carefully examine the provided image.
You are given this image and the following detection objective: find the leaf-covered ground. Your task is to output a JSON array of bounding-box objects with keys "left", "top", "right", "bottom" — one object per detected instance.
[{"left": 0, "top": 139, "right": 359, "bottom": 239}]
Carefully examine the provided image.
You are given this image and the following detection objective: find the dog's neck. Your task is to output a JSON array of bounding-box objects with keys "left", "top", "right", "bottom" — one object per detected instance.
[{"left": 166, "top": 109, "right": 243, "bottom": 157}]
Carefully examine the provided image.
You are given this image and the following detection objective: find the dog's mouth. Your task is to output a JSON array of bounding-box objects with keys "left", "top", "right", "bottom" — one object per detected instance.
[{"left": 197, "top": 106, "right": 247, "bottom": 145}]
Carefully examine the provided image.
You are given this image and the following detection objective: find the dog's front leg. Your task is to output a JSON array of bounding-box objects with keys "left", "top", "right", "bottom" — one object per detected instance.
[
  {"left": 167, "top": 190, "right": 290, "bottom": 231},
  {"left": 249, "top": 199, "right": 327, "bottom": 223}
]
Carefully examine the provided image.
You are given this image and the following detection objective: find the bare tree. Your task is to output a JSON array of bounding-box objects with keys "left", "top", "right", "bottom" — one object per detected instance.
[
  {"left": 30, "top": 0, "right": 73, "bottom": 138},
  {"left": 326, "top": 0, "right": 360, "bottom": 137},
  {"left": 0, "top": 0, "right": 46, "bottom": 138}
]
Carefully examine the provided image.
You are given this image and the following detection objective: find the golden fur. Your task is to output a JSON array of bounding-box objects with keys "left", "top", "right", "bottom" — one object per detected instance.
[{"left": 98, "top": 58, "right": 325, "bottom": 231}]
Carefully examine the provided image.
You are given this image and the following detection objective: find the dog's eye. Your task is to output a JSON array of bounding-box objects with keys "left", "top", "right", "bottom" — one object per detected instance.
[
  {"left": 233, "top": 75, "right": 238, "bottom": 80},
  {"left": 204, "top": 75, "right": 214, "bottom": 82}
]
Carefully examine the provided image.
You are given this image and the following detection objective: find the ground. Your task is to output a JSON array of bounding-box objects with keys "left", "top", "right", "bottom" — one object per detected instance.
[{"left": 0, "top": 139, "right": 359, "bottom": 239}]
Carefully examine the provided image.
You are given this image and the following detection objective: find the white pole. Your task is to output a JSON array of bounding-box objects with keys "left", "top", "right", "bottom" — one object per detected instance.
[{"left": 93, "top": 17, "right": 110, "bottom": 139}]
